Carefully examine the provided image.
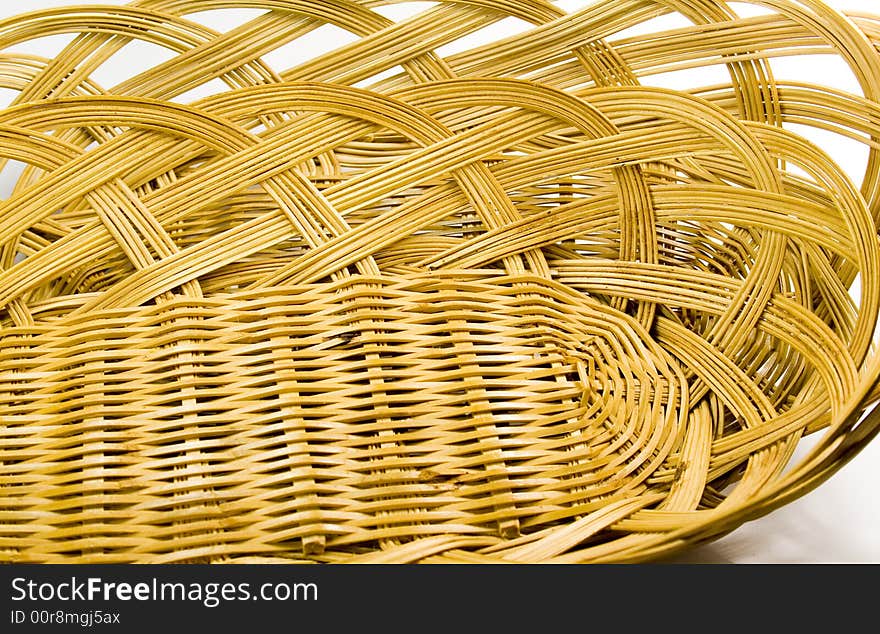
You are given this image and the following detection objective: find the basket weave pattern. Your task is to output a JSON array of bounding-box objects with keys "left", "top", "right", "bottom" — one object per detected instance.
[{"left": 1, "top": 0, "right": 879, "bottom": 563}]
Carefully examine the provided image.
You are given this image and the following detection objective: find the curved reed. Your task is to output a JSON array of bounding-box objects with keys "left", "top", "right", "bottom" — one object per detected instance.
[{"left": 0, "top": 0, "right": 878, "bottom": 563}]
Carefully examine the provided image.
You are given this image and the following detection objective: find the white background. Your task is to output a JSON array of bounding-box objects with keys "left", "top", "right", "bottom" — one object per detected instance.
[{"left": 0, "top": 0, "right": 876, "bottom": 562}]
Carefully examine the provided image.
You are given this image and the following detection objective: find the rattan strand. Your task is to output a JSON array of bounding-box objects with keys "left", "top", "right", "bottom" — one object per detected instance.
[{"left": 0, "top": 0, "right": 879, "bottom": 563}]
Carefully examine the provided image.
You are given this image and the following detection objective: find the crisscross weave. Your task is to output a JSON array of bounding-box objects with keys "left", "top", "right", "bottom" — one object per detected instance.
[{"left": 1, "top": 0, "right": 879, "bottom": 562}]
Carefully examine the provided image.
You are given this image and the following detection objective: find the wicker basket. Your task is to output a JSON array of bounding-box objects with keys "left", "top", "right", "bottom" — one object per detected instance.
[{"left": 1, "top": 0, "right": 878, "bottom": 563}]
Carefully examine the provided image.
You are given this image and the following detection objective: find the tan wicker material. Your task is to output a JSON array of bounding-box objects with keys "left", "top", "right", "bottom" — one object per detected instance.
[{"left": 0, "top": 0, "right": 878, "bottom": 563}]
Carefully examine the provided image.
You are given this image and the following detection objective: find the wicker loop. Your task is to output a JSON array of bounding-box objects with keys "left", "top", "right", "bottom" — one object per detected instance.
[{"left": 0, "top": 0, "right": 878, "bottom": 563}]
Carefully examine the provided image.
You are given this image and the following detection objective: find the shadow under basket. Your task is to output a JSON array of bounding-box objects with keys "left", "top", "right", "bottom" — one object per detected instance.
[{"left": 1, "top": 0, "right": 880, "bottom": 563}]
